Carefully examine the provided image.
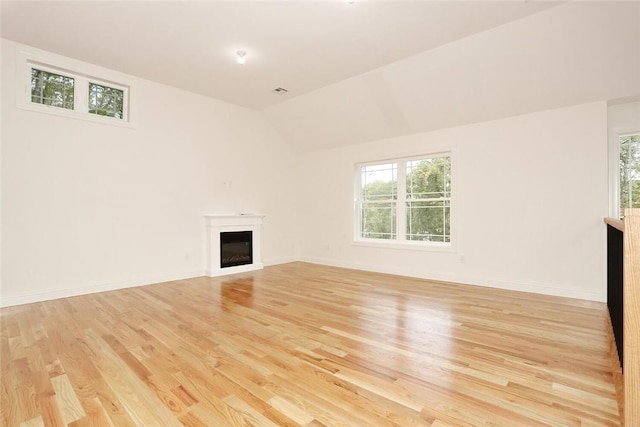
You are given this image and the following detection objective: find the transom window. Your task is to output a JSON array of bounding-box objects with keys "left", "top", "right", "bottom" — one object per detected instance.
[
  {"left": 355, "top": 153, "right": 452, "bottom": 245},
  {"left": 25, "top": 63, "right": 129, "bottom": 123}
]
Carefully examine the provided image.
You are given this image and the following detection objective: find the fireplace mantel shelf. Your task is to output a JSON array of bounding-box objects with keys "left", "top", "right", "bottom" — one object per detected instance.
[{"left": 204, "top": 214, "right": 265, "bottom": 226}]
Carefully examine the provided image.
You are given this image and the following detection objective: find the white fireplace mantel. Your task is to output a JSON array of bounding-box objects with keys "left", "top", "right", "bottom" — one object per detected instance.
[{"left": 205, "top": 214, "right": 265, "bottom": 277}]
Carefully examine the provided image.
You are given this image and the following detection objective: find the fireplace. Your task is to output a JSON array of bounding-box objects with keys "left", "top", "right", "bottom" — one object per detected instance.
[
  {"left": 220, "top": 231, "right": 253, "bottom": 268},
  {"left": 205, "top": 214, "right": 264, "bottom": 277}
]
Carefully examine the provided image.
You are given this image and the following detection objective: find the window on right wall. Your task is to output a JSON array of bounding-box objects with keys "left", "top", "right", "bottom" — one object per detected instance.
[{"left": 619, "top": 133, "right": 640, "bottom": 218}]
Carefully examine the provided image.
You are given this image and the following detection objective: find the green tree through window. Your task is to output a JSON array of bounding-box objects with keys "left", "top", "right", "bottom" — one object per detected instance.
[
  {"left": 358, "top": 155, "right": 451, "bottom": 243},
  {"left": 406, "top": 157, "right": 451, "bottom": 242},
  {"left": 31, "top": 68, "right": 75, "bottom": 110},
  {"left": 620, "top": 133, "right": 640, "bottom": 218},
  {"left": 88, "top": 83, "right": 124, "bottom": 119},
  {"left": 27, "top": 62, "right": 129, "bottom": 122},
  {"left": 361, "top": 164, "right": 397, "bottom": 239}
]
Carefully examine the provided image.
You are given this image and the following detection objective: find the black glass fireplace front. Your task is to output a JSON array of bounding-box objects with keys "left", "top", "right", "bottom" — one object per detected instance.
[{"left": 220, "top": 231, "right": 253, "bottom": 268}]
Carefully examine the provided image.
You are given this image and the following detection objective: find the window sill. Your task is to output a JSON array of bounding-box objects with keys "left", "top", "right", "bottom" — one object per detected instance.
[
  {"left": 17, "top": 103, "right": 134, "bottom": 129},
  {"left": 351, "top": 239, "right": 455, "bottom": 253}
]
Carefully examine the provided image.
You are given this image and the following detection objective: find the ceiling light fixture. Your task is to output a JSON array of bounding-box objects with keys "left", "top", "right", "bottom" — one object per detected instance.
[{"left": 236, "top": 50, "right": 246, "bottom": 65}]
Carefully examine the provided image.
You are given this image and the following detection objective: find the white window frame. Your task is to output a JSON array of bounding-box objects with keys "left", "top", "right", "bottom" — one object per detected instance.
[
  {"left": 610, "top": 129, "right": 640, "bottom": 218},
  {"left": 353, "top": 151, "right": 454, "bottom": 251},
  {"left": 17, "top": 54, "right": 131, "bottom": 127}
]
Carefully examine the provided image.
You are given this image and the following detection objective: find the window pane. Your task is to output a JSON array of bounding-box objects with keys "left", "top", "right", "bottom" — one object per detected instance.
[
  {"left": 406, "top": 157, "right": 451, "bottom": 200},
  {"left": 620, "top": 134, "right": 640, "bottom": 218},
  {"left": 361, "top": 163, "right": 397, "bottom": 201},
  {"left": 361, "top": 202, "right": 396, "bottom": 239},
  {"left": 406, "top": 200, "right": 450, "bottom": 242},
  {"left": 88, "top": 83, "right": 124, "bottom": 119},
  {"left": 31, "top": 68, "right": 75, "bottom": 110}
]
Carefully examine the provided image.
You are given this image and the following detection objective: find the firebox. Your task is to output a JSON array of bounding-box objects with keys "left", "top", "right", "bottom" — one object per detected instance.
[{"left": 220, "top": 231, "right": 253, "bottom": 268}]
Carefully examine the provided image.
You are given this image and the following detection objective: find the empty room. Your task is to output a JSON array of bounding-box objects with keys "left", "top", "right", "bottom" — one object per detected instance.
[{"left": 1, "top": 1, "right": 639, "bottom": 426}]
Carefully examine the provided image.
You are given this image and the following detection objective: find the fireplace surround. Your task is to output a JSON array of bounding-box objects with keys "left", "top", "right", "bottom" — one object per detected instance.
[{"left": 205, "top": 214, "right": 264, "bottom": 276}]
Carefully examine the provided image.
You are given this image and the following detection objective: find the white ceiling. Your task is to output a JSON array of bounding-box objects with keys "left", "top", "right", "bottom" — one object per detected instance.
[{"left": 1, "top": 0, "right": 555, "bottom": 110}]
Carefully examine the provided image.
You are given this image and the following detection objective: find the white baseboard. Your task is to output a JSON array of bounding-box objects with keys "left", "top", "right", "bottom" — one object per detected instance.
[
  {"left": 299, "top": 256, "right": 605, "bottom": 302},
  {"left": 263, "top": 255, "right": 300, "bottom": 266},
  {"left": 0, "top": 256, "right": 299, "bottom": 308},
  {"left": 1, "top": 256, "right": 605, "bottom": 307},
  {"left": 0, "top": 269, "right": 206, "bottom": 308}
]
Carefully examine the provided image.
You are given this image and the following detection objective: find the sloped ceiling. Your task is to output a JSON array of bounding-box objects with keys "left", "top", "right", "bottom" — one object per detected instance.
[
  {"left": 0, "top": 1, "right": 555, "bottom": 110},
  {"left": 264, "top": 2, "right": 640, "bottom": 151},
  {"left": 2, "top": 1, "right": 639, "bottom": 152}
]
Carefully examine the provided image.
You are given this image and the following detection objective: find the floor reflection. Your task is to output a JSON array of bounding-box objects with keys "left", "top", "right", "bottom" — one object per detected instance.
[
  {"left": 220, "top": 277, "right": 255, "bottom": 308},
  {"left": 356, "top": 290, "right": 454, "bottom": 372}
]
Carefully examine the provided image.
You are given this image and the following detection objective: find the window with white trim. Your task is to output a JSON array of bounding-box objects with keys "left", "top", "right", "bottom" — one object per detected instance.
[
  {"left": 618, "top": 133, "right": 640, "bottom": 218},
  {"left": 25, "top": 62, "right": 129, "bottom": 122},
  {"left": 355, "top": 153, "right": 452, "bottom": 245}
]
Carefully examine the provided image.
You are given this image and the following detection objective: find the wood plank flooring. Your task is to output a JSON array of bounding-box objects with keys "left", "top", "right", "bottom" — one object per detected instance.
[{"left": 0, "top": 262, "right": 620, "bottom": 426}]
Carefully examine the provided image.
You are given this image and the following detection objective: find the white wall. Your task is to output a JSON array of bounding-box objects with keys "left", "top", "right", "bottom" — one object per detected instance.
[
  {"left": 298, "top": 102, "right": 609, "bottom": 301},
  {"left": 608, "top": 100, "right": 640, "bottom": 132},
  {"left": 0, "top": 18, "right": 632, "bottom": 306},
  {"left": 1, "top": 39, "right": 299, "bottom": 307}
]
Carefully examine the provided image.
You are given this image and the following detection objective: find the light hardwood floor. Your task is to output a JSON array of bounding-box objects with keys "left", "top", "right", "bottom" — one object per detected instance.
[{"left": 1, "top": 262, "right": 621, "bottom": 426}]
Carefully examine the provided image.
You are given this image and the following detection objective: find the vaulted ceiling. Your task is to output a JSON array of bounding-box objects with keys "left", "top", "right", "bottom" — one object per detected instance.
[
  {"left": 2, "top": 1, "right": 639, "bottom": 152},
  {"left": 1, "top": 1, "right": 555, "bottom": 109}
]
